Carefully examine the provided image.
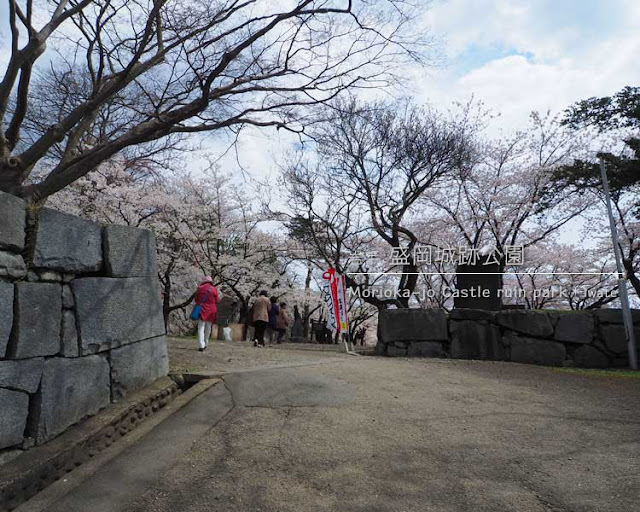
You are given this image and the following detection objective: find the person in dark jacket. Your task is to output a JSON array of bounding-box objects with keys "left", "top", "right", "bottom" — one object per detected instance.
[
  {"left": 266, "top": 296, "right": 279, "bottom": 346},
  {"left": 194, "top": 276, "right": 220, "bottom": 352}
]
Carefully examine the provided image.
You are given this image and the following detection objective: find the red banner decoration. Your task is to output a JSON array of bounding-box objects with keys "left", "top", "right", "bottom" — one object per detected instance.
[{"left": 321, "top": 268, "right": 349, "bottom": 334}]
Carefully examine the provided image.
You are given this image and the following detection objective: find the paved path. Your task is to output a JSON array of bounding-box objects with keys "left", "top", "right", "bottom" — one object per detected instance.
[{"left": 41, "top": 339, "right": 640, "bottom": 512}]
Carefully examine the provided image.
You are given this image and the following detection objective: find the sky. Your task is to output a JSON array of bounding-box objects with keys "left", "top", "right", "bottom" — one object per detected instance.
[
  {"left": 413, "top": 0, "right": 640, "bottom": 127},
  {"left": 1, "top": 0, "right": 639, "bottom": 177},
  {"left": 216, "top": 0, "right": 640, "bottom": 181}
]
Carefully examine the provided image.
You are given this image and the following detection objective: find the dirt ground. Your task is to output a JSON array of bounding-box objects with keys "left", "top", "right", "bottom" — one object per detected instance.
[
  {"left": 167, "top": 336, "right": 351, "bottom": 374},
  {"left": 43, "top": 339, "right": 640, "bottom": 512}
]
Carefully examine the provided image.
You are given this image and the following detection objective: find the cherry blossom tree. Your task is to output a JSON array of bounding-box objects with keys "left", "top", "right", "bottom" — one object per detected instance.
[
  {"left": 411, "top": 112, "right": 592, "bottom": 308},
  {"left": 421, "top": 112, "right": 590, "bottom": 262},
  {"left": 270, "top": 98, "right": 477, "bottom": 310},
  {"left": 501, "top": 241, "right": 618, "bottom": 310},
  {"left": 179, "top": 170, "right": 301, "bottom": 323},
  {"left": 49, "top": 159, "right": 303, "bottom": 332},
  {"left": 271, "top": 154, "right": 403, "bottom": 313}
]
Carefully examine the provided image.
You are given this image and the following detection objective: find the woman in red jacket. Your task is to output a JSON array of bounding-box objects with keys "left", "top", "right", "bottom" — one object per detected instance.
[{"left": 194, "top": 276, "right": 220, "bottom": 351}]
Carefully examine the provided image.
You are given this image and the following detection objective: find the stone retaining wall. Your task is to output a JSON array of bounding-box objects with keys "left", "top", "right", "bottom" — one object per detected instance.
[
  {"left": 0, "top": 191, "right": 168, "bottom": 452},
  {"left": 376, "top": 307, "right": 640, "bottom": 368}
]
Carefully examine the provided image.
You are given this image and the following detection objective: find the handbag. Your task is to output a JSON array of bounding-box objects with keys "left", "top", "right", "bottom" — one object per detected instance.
[{"left": 190, "top": 286, "right": 213, "bottom": 321}]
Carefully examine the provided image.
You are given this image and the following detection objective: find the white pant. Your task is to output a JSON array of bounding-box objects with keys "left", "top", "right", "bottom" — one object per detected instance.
[{"left": 197, "top": 320, "right": 213, "bottom": 349}]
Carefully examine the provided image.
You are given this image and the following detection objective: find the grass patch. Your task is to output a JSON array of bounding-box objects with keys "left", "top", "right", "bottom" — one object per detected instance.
[{"left": 552, "top": 367, "right": 640, "bottom": 379}]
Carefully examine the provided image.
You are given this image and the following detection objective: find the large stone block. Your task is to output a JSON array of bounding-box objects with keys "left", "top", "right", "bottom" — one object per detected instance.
[
  {"left": 378, "top": 308, "right": 448, "bottom": 343},
  {"left": 0, "top": 358, "right": 43, "bottom": 393},
  {"left": 574, "top": 345, "right": 610, "bottom": 369},
  {"left": 216, "top": 295, "right": 237, "bottom": 326},
  {"left": 33, "top": 208, "right": 102, "bottom": 272},
  {"left": 510, "top": 337, "right": 566, "bottom": 366},
  {"left": 0, "top": 389, "right": 29, "bottom": 449},
  {"left": 598, "top": 324, "right": 640, "bottom": 354},
  {"left": 0, "top": 250, "right": 26, "bottom": 279},
  {"left": 450, "top": 320, "right": 504, "bottom": 360},
  {"left": 0, "top": 191, "right": 26, "bottom": 251},
  {"left": 0, "top": 282, "right": 13, "bottom": 357},
  {"left": 72, "top": 277, "right": 165, "bottom": 354},
  {"left": 386, "top": 344, "right": 407, "bottom": 357},
  {"left": 449, "top": 309, "right": 497, "bottom": 321},
  {"left": 594, "top": 308, "right": 640, "bottom": 324},
  {"left": 455, "top": 261, "right": 502, "bottom": 310},
  {"left": 407, "top": 341, "right": 446, "bottom": 357},
  {"left": 374, "top": 342, "right": 386, "bottom": 356},
  {"left": 554, "top": 312, "right": 594, "bottom": 344},
  {"left": 11, "top": 282, "right": 61, "bottom": 359},
  {"left": 32, "top": 356, "right": 110, "bottom": 443},
  {"left": 110, "top": 336, "right": 169, "bottom": 400},
  {"left": 496, "top": 310, "right": 553, "bottom": 338},
  {"left": 611, "top": 356, "right": 637, "bottom": 368},
  {"left": 104, "top": 225, "right": 157, "bottom": 277}
]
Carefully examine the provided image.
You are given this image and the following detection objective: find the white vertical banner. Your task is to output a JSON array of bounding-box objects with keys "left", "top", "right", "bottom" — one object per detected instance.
[
  {"left": 321, "top": 269, "right": 339, "bottom": 333},
  {"left": 321, "top": 269, "right": 350, "bottom": 336},
  {"left": 336, "top": 274, "right": 349, "bottom": 335}
]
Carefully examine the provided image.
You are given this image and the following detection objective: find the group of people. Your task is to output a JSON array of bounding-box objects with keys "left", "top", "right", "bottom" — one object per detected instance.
[
  {"left": 191, "top": 277, "right": 290, "bottom": 351},
  {"left": 250, "top": 290, "right": 290, "bottom": 347}
]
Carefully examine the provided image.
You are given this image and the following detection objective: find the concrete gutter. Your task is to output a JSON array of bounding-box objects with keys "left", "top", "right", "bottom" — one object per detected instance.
[
  {"left": 0, "top": 377, "right": 215, "bottom": 512},
  {"left": 21, "top": 378, "right": 231, "bottom": 512}
]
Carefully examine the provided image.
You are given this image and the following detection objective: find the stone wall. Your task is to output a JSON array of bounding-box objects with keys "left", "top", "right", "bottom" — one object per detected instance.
[
  {"left": 376, "top": 307, "right": 640, "bottom": 368},
  {"left": 0, "top": 192, "right": 168, "bottom": 451}
]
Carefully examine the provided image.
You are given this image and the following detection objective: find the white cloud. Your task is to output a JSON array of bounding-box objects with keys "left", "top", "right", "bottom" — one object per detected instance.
[
  {"left": 422, "top": 0, "right": 582, "bottom": 62},
  {"left": 409, "top": 0, "right": 640, "bottom": 130}
]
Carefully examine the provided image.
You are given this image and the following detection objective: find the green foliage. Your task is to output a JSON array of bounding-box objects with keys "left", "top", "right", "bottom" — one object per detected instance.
[
  {"left": 286, "top": 216, "right": 330, "bottom": 251},
  {"left": 552, "top": 86, "right": 640, "bottom": 211},
  {"left": 562, "top": 85, "right": 640, "bottom": 131},
  {"left": 552, "top": 144, "right": 640, "bottom": 199}
]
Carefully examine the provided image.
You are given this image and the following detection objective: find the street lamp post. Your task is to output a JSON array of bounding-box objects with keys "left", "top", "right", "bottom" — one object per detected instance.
[{"left": 599, "top": 158, "right": 638, "bottom": 370}]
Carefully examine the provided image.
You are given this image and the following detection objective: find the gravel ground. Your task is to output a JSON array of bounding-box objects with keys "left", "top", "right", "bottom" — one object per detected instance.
[
  {"left": 46, "top": 340, "right": 640, "bottom": 512},
  {"left": 157, "top": 343, "right": 640, "bottom": 511}
]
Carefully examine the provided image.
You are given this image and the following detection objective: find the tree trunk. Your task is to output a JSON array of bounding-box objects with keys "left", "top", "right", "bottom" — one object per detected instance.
[
  {"left": 0, "top": 162, "right": 25, "bottom": 197},
  {"left": 397, "top": 262, "right": 418, "bottom": 308},
  {"left": 623, "top": 258, "right": 640, "bottom": 298},
  {"left": 302, "top": 263, "right": 312, "bottom": 340},
  {"left": 162, "top": 273, "right": 172, "bottom": 329}
]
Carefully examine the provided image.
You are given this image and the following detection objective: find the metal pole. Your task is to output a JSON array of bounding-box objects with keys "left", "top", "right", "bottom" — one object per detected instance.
[{"left": 599, "top": 158, "right": 638, "bottom": 370}]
